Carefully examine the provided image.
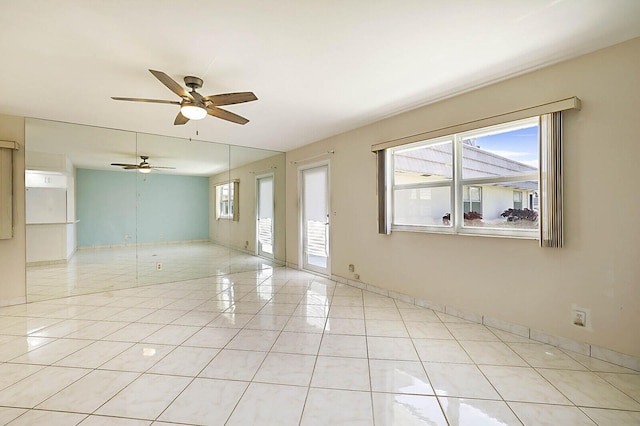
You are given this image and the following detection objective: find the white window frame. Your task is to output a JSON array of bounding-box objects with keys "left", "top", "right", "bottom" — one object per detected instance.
[
  {"left": 463, "top": 186, "right": 482, "bottom": 215},
  {"left": 513, "top": 191, "right": 523, "bottom": 209},
  {"left": 216, "top": 183, "right": 233, "bottom": 219},
  {"left": 389, "top": 117, "right": 539, "bottom": 239},
  {"left": 215, "top": 181, "right": 238, "bottom": 221}
]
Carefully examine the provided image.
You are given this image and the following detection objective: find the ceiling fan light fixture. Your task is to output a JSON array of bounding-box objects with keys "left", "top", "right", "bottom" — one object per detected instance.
[
  {"left": 180, "top": 103, "right": 207, "bottom": 120},
  {"left": 138, "top": 167, "right": 151, "bottom": 174}
]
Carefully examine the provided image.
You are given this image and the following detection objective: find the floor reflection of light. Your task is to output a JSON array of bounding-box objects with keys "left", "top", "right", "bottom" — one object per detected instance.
[
  {"left": 387, "top": 394, "right": 444, "bottom": 424},
  {"left": 142, "top": 347, "right": 156, "bottom": 357},
  {"left": 258, "top": 282, "right": 274, "bottom": 301},
  {"left": 301, "top": 316, "right": 325, "bottom": 329},
  {"left": 27, "top": 337, "right": 49, "bottom": 350},
  {"left": 440, "top": 397, "right": 510, "bottom": 425},
  {"left": 258, "top": 265, "right": 273, "bottom": 278},
  {"left": 394, "top": 369, "right": 430, "bottom": 395}
]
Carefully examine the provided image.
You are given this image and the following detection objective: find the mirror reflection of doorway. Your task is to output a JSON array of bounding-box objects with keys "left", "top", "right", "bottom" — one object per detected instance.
[
  {"left": 300, "top": 162, "right": 330, "bottom": 276},
  {"left": 256, "top": 174, "right": 274, "bottom": 259}
]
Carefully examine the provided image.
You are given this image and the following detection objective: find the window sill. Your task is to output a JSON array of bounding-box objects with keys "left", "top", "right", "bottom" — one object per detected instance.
[{"left": 391, "top": 225, "right": 538, "bottom": 240}]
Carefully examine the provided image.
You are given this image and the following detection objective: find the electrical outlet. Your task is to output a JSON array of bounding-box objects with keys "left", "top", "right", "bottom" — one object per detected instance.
[
  {"left": 156, "top": 263, "right": 162, "bottom": 271},
  {"left": 354, "top": 273, "right": 360, "bottom": 280},
  {"left": 573, "top": 310, "right": 586, "bottom": 327},
  {"left": 348, "top": 264, "right": 355, "bottom": 272}
]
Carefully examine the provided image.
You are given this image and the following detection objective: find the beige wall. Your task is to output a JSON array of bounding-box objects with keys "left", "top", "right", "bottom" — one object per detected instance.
[
  {"left": 210, "top": 153, "right": 287, "bottom": 263},
  {"left": 286, "top": 37, "right": 640, "bottom": 357},
  {"left": 0, "top": 114, "right": 26, "bottom": 306}
]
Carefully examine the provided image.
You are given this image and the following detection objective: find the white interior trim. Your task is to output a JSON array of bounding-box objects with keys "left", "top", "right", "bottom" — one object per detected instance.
[{"left": 0, "top": 140, "right": 17, "bottom": 150}]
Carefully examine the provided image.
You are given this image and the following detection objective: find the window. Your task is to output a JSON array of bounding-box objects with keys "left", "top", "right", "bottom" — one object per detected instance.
[
  {"left": 513, "top": 191, "right": 523, "bottom": 209},
  {"left": 215, "top": 181, "right": 239, "bottom": 221},
  {"left": 464, "top": 186, "right": 482, "bottom": 214},
  {"left": 389, "top": 117, "right": 540, "bottom": 238},
  {"left": 217, "top": 183, "right": 233, "bottom": 218},
  {"left": 392, "top": 138, "right": 453, "bottom": 227},
  {"left": 375, "top": 97, "right": 578, "bottom": 245}
]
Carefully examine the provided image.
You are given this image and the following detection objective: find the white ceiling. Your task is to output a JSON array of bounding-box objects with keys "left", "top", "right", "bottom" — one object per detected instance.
[{"left": 1, "top": 1, "right": 639, "bottom": 152}]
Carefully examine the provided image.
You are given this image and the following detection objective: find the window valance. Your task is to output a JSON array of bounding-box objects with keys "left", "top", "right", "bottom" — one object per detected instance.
[{"left": 371, "top": 97, "right": 581, "bottom": 152}]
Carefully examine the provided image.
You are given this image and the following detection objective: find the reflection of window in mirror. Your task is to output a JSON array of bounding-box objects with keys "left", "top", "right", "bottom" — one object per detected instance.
[
  {"left": 216, "top": 183, "right": 233, "bottom": 219},
  {"left": 215, "top": 180, "right": 239, "bottom": 221}
]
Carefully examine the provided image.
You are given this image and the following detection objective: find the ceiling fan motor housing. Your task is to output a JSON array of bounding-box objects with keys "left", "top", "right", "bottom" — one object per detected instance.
[{"left": 184, "top": 76, "right": 203, "bottom": 91}]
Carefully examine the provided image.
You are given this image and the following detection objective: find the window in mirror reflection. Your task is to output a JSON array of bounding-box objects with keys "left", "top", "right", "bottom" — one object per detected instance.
[
  {"left": 216, "top": 183, "right": 233, "bottom": 219},
  {"left": 215, "top": 180, "right": 239, "bottom": 221}
]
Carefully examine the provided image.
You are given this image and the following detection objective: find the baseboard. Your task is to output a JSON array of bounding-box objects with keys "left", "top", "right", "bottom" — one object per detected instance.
[
  {"left": 77, "top": 239, "right": 210, "bottom": 250},
  {"left": 332, "top": 273, "right": 640, "bottom": 372},
  {"left": 0, "top": 296, "right": 26, "bottom": 307},
  {"left": 207, "top": 240, "right": 286, "bottom": 267},
  {"left": 27, "top": 259, "right": 67, "bottom": 267}
]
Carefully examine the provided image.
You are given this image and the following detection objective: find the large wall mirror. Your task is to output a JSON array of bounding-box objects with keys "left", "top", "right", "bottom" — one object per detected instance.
[{"left": 24, "top": 118, "right": 286, "bottom": 302}]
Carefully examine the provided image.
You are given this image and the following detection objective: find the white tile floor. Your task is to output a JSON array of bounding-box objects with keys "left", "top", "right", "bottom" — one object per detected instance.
[{"left": 2, "top": 266, "right": 639, "bottom": 424}]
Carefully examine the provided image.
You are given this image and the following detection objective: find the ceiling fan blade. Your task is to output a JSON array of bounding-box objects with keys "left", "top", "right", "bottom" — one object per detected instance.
[
  {"left": 150, "top": 166, "right": 176, "bottom": 170},
  {"left": 123, "top": 166, "right": 139, "bottom": 170},
  {"left": 149, "top": 69, "right": 194, "bottom": 101},
  {"left": 111, "top": 97, "right": 180, "bottom": 105},
  {"left": 110, "top": 162, "right": 139, "bottom": 167},
  {"left": 202, "top": 92, "right": 258, "bottom": 106},
  {"left": 174, "top": 111, "right": 189, "bottom": 125},
  {"left": 206, "top": 106, "right": 249, "bottom": 125}
]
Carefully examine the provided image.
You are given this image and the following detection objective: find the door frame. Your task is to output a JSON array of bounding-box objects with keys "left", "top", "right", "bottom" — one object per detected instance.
[
  {"left": 255, "top": 172, "right": 275, "bottom": 260},
  {"left": 298, "top": 160, "right": 331, "bottom": 277}
]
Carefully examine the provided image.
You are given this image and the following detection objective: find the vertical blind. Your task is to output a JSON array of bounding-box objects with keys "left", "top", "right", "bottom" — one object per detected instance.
[
  {"left": 540, "top": 112, "right": 563, "bottom": 247},
  {"left": 232, "top": 180, "right": 240, "bottom": 222},
  {"left": 376, "top": 150, "right": 390, "bottom": 235},
  {"left": 0, "top": 141, "right": 17, "bottom": 240}
]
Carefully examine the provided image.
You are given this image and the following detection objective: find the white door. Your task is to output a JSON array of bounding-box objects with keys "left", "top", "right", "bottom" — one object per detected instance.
[
  {"left": 256, "top": 174, "right": 274, "bottom": 259},
  {"left": 300, "top": 163, "right": 330, "bottom": 275}
]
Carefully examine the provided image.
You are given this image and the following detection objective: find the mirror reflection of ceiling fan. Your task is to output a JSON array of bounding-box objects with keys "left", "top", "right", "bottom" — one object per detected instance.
[
  {"left": 110, "top": 156, "right": 175, "bottom": 174},
  {"left": 111, "top": 69, "right": 257, "bottom": 125}
]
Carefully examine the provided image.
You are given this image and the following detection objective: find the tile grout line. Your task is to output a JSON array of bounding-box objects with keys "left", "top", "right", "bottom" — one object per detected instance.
[
  {"left": 362, "top": 288, "right": 377, "bottom": 426},
  {"left": 396, "top": 297, "right": 453, "bottom": 426},
  {"left": 297, "top": 277, "right": 338, "bottom": 426},
  {"left": 88, "top": 271, "right": 274, "bottom": 423},
  {"left": 218, "top": 273, "right": 327, "bottom": 425}
]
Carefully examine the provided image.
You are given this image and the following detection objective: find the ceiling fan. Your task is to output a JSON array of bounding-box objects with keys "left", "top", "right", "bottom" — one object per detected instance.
[
  {"left": 112, "top": 69, "right": 257, "bottom": 125},
  {"left": 110, "top": 156, "right": 175, "bottom": 174}
]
